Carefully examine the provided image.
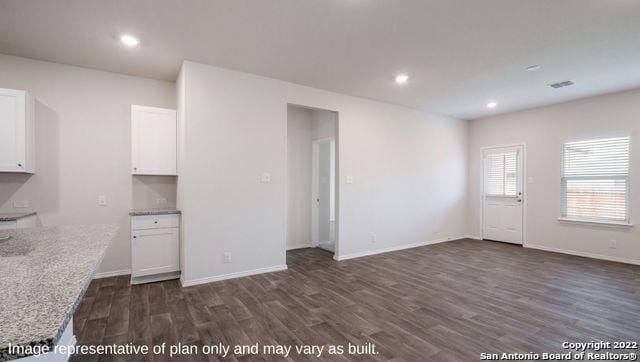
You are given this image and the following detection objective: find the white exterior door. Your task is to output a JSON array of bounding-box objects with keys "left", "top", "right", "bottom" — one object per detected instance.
[{"left": 482, "top": 145, "right": 524, "bottom": 244}]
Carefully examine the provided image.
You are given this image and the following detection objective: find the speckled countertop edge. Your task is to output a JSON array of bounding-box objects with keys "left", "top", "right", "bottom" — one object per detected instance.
[
  {"left": 129, "top": 209, "right": 181, "bottom": 216},
  {"left": 0, "top": 212, "right": 37, "bottom": 222},
  {"left": 0, "top": 224, "right": 118, "bottom": 361}
]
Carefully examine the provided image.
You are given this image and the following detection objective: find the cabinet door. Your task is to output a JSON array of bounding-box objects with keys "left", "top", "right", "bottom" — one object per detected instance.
[
  {"left": 131, "top": 228, "right": 180, "bottom": 277},
  {"left": 131, "top": 105, "right": 177, "bottom": 175},
  {"left": 0, "top": 89, "right": 26, "bottom": 172},
  {"left": 16, "top": 215, "right": 37, "bottom": 229}
]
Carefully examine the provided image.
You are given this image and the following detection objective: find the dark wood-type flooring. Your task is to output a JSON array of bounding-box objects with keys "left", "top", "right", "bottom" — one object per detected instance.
[{"left": 72, "top": 239, "right": 640, "bottom": 361}]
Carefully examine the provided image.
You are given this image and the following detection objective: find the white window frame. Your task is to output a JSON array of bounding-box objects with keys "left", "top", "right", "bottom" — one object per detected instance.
[{"left": 559, "top": 135, "right": 633, "bottom": 227}]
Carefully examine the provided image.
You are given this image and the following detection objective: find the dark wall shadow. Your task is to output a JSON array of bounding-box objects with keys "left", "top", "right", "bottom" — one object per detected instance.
[{"left": 34, "top": 100, "right": 60, "bottom": 217}]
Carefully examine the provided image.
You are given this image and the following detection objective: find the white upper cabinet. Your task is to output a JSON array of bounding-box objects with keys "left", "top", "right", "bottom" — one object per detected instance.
[
  {"left": 0, "top": 88, "right": 35, "bottom": 173},
  {"left": 131, "top": 105, "right": 177, "bottom": 176}
]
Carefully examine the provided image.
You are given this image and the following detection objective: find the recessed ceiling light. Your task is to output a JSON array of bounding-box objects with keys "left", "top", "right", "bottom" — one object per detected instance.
[
  {"left": 486, "top": 101, "right": 498, "bottom": 109},
  {"left": 120, "top": 34, "right": 140, "bottom": 47},
  {"left": 526, "top": 65, "right": 541, "bottom": 71},
  {"left": 395, "top": 74, "right": 409, "bottom": 84}
]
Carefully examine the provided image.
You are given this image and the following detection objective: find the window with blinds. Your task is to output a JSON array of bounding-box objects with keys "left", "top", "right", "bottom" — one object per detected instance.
[
  {"left": 561, "top": 136, "right": 630, "bottom": 224},
  {"left": 485, "top": 152, "right": 518, "bottom": 197}
]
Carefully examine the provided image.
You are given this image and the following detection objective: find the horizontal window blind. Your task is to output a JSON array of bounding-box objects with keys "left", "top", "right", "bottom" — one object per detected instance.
[
  {"left": 561, "top": 136, "right": 630, "bottom": 223},
  {"left": 486, "top": 152, "right": 517, "bottom": 197}
]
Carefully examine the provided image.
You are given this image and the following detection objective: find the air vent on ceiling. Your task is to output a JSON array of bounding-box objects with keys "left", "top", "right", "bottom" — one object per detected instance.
[{"left": 549, "top": 80, "right": 574, "bottom": 89}]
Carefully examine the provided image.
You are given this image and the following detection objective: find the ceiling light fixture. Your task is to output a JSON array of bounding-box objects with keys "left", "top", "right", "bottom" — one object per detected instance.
[
  {"left": 526, "top": 65, "right": 541, "bottom": 71},
  {"left": 486, "top": 101, "right": 498, "bottom": 109},
  {"left": 549, "top": 80, "right": 574, "bottom": 89},
  {"left": 395, "top": 74, "right": 409, "bottom": 84},
  {"left": 120, "top": 34, "right": 140, "bottom": 47}
]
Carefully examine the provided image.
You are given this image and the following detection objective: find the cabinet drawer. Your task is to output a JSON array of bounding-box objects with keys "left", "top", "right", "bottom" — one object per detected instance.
[{"left": 131, "top": 214, "right": 179, "bottom": 230}]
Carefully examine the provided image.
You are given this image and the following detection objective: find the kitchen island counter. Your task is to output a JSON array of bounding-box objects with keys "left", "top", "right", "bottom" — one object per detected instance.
[{"left": 0, "top": 224, "right": 118, "bottom": 361}]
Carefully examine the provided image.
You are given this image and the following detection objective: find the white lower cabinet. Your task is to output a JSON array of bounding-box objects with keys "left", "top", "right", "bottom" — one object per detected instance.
[{"left": 131, "top": 213, "right": 180, "bottom": 284}]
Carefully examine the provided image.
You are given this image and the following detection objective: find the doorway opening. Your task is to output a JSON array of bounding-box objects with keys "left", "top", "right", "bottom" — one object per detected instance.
[{"left": 286, "top": 104, "right": 338, "bottom": 259}]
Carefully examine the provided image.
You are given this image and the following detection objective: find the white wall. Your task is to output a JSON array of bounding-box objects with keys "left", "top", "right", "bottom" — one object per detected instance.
[
  {"left": 0, "top": 54, "right": 176, "bottom": 274},
  {"left": 286, "top": 106, "right": 313, "bottom": 250},
  {"left": 178, "top": 61, "right": 468, "bottom": 284},
  {"left": 468, "top": 89, "right": 640, "bottom": 264}
]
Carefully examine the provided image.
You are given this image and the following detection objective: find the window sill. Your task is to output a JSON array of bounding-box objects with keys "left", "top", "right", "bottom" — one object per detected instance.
[{"left": 558, "top": 218, "right": 633, "bottom": 228}]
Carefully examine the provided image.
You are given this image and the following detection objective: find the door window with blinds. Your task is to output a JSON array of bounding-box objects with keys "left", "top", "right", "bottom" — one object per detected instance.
[
  {"left": 485, "top": 151, "right": 518, "bottom": 197},
  {"left": 561, "top": 136, "right": 630, "bottom": 224}
]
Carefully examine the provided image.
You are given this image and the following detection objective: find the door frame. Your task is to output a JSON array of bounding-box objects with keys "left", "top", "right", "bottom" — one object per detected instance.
[
  {"left": 311, "top": 136, "right": 335, "bottom": 249},
  {"left": 479, "top": 143, "right": 527, "bottom": 246}
]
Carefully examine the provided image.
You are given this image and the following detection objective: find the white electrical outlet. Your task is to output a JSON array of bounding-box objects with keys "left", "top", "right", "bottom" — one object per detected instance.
[
  {"left": 98, "top": 195, "right": 107, "bottom": 206},
  {"left": 371, "top": 233, "right": 377, "bottom": 243},
  {"left": 346, "top": 176, "right": 354, "bottom": 184},
  {"left": 156, "top": 198, "right": 168, "bottom": 205},
  {"left": 223, "top": 252, "right": 232, "bottom": 263},
  {"left": 13, "top": 200, "right": 30, "bottom": 208},
  {"left": 609, "top": 239, "right": 617, "bottom": 249},
  {"left": 260, "top": 172, "right": 271, "bottom": 183}
]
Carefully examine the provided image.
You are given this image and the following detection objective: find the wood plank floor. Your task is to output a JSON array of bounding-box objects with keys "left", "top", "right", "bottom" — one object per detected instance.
[{"left": 72, "top": 239, "right": 640, "bottom": 361}]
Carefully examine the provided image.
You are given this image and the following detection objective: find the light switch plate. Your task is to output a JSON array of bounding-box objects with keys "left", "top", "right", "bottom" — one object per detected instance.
[
  {"left": 98, "top": 195, "right": 107, "bottom": 206},
  {"left": 346, "top": 176, "right": 354, "bottom": 184},
  {"left": 260, "top": 172, "right": 271, "bottom": 183},
  {"left": 223, "top": 252, "right": 232, "bottom": 263}
]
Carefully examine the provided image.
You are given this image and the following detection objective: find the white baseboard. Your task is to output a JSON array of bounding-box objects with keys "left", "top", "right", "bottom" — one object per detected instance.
[
  {"left": 93, "top": 269, "right": 131, "bottom": 279},
  {"left": 131, "top": 271, "right": 180, "bottom": 285},
  {"left": 334, "top": 235, "right": 466, "bottom": 261},
  {"left": 180, "top": 264, "right": 288, "bottom": 287},
  {"left": 465, "top": 235, "right": 482, "bottom": 240},
  {"left": 286, "top": 244, "right": 312, "bottom": 250},
  {"left": 526, "top": 243, "right": 640, "bottom": 266}
]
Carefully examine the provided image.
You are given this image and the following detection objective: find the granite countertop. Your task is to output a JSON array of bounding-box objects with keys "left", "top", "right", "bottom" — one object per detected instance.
[
  {"left": 129, "top": 208, "right": 181, "bottom": 216},
  {"left": 0, "top": 212, "right": 37, "bottom": 222},
  {"left": 0, "top": 224, "right": 118, "bottom": 361}
]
